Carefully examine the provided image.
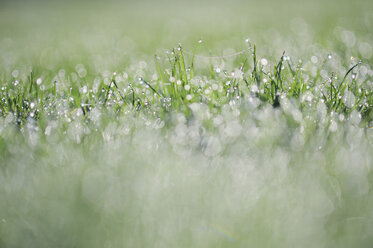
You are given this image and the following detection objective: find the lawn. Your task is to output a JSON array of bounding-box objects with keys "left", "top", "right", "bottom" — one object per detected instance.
[{"left": 1, "top": 0, "right": 373, "bottom": 247}]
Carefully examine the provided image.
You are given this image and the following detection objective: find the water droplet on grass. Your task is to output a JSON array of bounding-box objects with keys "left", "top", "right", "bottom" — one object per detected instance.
[
  {"left": 36, "top": 78, "right": 42, "bottom": 85},
  {"left": 311, "top": 56, "right": 318, "bottom": 64},
  {"left": 329, "top": 120, "right": 338, "bottom": 132},
  {"left": 81, "top": 85, "right": 88, "bottom": 94},
  {"left": 260, "top": 58, "right": 268, "bottom": 66}
]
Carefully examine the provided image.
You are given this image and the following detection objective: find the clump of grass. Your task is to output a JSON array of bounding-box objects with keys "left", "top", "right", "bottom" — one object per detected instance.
[{"left": 1, "top": 43, "right": 371, "bottom": 129}]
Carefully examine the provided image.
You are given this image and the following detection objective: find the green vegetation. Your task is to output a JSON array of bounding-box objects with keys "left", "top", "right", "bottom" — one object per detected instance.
[{"left": 1, "top": 0, "right": 373, "bottom": 247}]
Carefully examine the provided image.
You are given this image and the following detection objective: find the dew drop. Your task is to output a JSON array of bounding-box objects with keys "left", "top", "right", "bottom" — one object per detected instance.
[
  {"left": 260, "top": 58, "right": 268, "bottom": 66},
  {"left": 36, "top": 78, "right": 42, "bottom": 85}
]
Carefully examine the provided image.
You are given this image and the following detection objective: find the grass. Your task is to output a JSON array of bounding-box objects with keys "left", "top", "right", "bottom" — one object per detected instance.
[{"left": 1, "top": 0, "right": 373, "bottom": 247}]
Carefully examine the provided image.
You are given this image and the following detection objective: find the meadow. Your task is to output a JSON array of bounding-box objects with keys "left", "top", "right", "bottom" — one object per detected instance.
[{"left": 1, "top": 0, "right": 373, "bottom": 247}]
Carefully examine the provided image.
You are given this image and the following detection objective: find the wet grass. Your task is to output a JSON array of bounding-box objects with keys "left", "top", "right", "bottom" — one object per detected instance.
[{"left": 1, "top": 0, "right": 373, "bottom": 247}]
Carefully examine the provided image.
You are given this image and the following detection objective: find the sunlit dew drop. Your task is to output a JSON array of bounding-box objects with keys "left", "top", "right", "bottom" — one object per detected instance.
[
  {"left": 13, "top": 81, "right": 19, "bottom": 86},
  {"left": 215, "top": 68, "right": 221, "bottom": 73},
  {"left": 311, "top": 56, "right": 318, "bottom": 64},
  {"left": 327, "top": 53, "right": 332, "bottom": 59},
  {"left": 329, "top": 120, "right": 338, "bottom": 132},
  {"left": 81, "top": 85, "right": 88, "bottom": 94},
  {"left": 36, "top": 78, "right": 42, "bottom": 85},
  {"left": 351, "top": 73, "right": 357, "bottom": 79},
  {"left": 260, "top": 58, "right": 268, "bottom": 66},
  {"left": 250, "top": 84, "right": 259, "bottom": 93},
  {"left": 343, "top": 90, "right": 356, "bottom": 108},
  {"left": 302, "top": 91, "right": 313, "bottom": 102},
  {"left": 245, "top": 38, "right": 250, "bottom": 43},
  {"left": 198, "top": 39, "right": 203, "bottom": 44},
  {"left": 115, "top": 75, "right": 122, "bottom": 83}
]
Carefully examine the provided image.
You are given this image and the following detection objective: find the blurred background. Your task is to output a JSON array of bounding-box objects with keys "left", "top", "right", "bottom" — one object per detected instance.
[{"left": 1, "top": 0, "right": 372, "bottom": 71}]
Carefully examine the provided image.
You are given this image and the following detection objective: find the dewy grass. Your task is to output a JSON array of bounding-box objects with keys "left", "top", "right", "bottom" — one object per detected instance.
[
  {"left": 1, "top": 41, "right": 373, "bottom": 247},
  {"left": 1, "top": 0, "right": 373, "bottom": 247}
]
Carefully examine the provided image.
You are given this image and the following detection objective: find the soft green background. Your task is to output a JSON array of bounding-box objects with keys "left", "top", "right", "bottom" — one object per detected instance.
[{"left": 1, "top": 0, "right": 372, "bottom": 67}]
